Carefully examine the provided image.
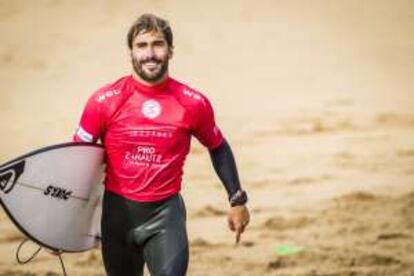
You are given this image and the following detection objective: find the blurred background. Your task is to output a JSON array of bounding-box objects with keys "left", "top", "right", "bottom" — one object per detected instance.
[{"left": 0, "top": 0, "right": 413, "bottom": 275}]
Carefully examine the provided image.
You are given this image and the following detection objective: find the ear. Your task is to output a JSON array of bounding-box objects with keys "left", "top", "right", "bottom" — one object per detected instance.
[
  {"left": 168, "top": 46, "right": 174, "bottom": 59},
  {"left": 128, "top": 49, "right": 133, "bottom": 62}
]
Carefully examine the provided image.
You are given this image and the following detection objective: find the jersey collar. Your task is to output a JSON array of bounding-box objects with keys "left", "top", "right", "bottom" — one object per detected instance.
[{"left": 129, "top": 75, "right": 171, "bottom": 94}]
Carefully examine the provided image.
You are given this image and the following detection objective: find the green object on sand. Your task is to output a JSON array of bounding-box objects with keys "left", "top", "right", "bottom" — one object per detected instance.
[{"left": 274, "top": 245, "right": 304, "bottom": 256}]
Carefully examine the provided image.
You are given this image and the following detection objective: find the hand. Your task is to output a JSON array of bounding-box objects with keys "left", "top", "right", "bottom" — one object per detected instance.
[{"left": 227, "top": 205, "right": 250, "bottom": 245}]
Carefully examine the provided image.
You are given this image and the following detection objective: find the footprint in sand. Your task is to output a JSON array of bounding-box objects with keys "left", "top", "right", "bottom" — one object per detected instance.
[
  {"left": 192, "top": 205, "right": 226, "bottom": 218},
  {"left": 263, "top": 216, "right": 314, "bottom": 231}
]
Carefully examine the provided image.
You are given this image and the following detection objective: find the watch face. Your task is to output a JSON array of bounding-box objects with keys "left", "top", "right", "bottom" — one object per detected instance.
[{"left": 230, "top": 190, "right": 248, "bottom": 206}]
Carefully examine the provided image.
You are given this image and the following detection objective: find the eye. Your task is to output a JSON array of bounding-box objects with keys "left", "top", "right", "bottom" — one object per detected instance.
[
  {"left": 135, "top": 42, "right": 147, "bottom": 48},
  {"left": 153, "top": 40, "right": 166, "bottom": 47}
]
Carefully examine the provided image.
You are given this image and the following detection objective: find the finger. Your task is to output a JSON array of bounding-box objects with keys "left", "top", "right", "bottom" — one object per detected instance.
[
  {"left": 236, "top": 223, "right": 246, "bottom": 234},
  {"left": 241, "top": 220, "right": 249, "bottom": 230},
  {"left": 235, "top": 230, "right": 241, "bottom": 245},
  {"left": 235, "top": 222, "right": 246, "bottom": 244}
]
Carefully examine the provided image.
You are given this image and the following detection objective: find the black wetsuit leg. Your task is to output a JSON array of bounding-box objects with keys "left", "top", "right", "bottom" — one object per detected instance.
[
  {"left": 141, "top": 195, "right": 188, "bottom": 276},
  {"left": 101, "top": 191, "right": 146, "bottom": 276},
  {"left": 101, "top": 190, "right": 188, "bottom": 276}
]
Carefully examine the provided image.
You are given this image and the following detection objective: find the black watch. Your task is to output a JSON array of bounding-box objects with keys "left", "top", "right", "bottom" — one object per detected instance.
[{"left": 229, "top": 190, "right": 248, "bottom": 207}]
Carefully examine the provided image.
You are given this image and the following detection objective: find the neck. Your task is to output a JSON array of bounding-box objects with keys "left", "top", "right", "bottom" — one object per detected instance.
[{"left": 132, "top": 72, "right": 169, "bottom": 86}]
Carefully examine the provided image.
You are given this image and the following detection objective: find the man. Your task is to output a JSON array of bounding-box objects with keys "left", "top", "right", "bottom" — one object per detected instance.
[{"left": 73, "top": 14, "right": 250, "bottom": 276}]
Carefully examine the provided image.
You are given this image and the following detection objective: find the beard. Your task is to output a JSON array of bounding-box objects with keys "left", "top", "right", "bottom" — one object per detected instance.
[{"left": 132, "top": 55, "right": 169, "bottom": 83}]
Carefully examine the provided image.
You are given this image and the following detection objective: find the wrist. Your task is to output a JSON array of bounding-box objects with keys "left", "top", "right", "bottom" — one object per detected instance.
[{"left": 229, "top": 189, "right": 248, "bottom": 207}]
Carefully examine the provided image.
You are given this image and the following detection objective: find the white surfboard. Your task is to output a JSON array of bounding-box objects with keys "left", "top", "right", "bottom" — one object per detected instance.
[{"left": 0, "top": 142, "right": 105, "bottom": 252}]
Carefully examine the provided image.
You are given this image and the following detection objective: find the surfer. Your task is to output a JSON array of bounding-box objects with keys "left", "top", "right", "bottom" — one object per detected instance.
[{"left": 73, "top": 14, "right": 250, "bottom": 276}]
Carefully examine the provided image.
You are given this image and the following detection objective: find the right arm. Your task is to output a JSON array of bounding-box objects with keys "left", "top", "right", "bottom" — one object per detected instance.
[{"left": 73, "top": 93, "right": 105, "bottom": 143}]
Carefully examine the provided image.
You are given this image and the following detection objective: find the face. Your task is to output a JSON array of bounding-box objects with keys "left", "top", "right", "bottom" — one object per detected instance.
[{"left": 130, "top": 30, "right": 172, "bottom": 83}]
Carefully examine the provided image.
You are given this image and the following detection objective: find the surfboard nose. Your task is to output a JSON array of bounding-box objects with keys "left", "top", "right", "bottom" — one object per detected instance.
[{"left": 0, "top": 160, "right": 26, "bottom": 195}]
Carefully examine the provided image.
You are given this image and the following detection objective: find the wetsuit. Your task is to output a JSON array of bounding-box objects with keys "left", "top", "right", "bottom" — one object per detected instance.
[{"left": 74, "top": 75, "right": 225, "bottom": 275}]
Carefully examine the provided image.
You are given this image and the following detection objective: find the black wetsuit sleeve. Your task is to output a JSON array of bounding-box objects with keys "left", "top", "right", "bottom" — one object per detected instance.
[{"left": 209, "top": 139, "right": 241, "bottom": 199}]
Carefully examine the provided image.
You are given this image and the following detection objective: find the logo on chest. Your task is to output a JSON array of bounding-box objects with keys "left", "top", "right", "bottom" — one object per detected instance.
[{"left": 141, "top": 99, "right": 162, "bottom": 119}]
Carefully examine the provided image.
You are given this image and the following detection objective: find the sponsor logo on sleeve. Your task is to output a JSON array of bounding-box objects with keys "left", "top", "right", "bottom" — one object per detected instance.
[
  {"left": 76, "top": 126, "right": 94, "bottom": 142},
  {"left": 183, "top": 89, "right": 201, "bottom": 100},
  {"left": 141, "top": 99, "right": 162, "bottom": 119},
  {"left": 0, "top": 160, "right": 25, "bottom": 194},
  {"left": 96, "top": 89, "right": 121, "bottom": 103}
]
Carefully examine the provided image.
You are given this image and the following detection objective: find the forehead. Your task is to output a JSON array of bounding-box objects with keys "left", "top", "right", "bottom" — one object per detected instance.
[{"left": 133, "top": 30, "right": 166, "bottom": 43}]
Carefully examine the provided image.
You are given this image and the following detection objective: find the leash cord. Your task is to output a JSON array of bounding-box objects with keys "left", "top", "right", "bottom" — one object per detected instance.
[
  {"left": 16, "top": 238, "right": 67, "bottom": 276},
  {"left": 58, "top": 253, "right": 67, "bottom": 276},
  {"left": 16, "top": 239, "right": 41, "bottom": 264}
]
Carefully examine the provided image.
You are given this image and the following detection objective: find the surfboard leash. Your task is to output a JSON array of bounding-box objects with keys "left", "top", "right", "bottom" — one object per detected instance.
[
  {"left": 57, "top": 253, "right": 68, "bottom": 276},
  {"left": 16, "top": 238, "right": 41, "bottom": 264},
  {"left": 16, "top": 238, "right": 67, "bottom": 276}
]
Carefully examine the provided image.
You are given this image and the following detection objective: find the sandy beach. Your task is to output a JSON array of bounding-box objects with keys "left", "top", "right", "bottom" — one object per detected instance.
[{"left": 1, "top": 1, "right": 413, "bottom": 275}]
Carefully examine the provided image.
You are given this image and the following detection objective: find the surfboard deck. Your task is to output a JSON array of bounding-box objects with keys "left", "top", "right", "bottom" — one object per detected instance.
[{"left": 0, "top": 142, "right": 105, "bottom": 252}]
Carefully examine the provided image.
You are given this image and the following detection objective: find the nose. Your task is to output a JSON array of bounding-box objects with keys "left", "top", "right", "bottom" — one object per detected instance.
[{"left": 144, "top": 45, "right": 155, "bottom": 59}]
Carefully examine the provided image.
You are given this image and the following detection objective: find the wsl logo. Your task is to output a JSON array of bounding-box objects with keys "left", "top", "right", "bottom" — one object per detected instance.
[{"left": 0, "top": 160, "right": 25, "bottom": 194}]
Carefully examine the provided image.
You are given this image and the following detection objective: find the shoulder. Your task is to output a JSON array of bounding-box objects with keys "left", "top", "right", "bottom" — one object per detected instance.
[
  {"left": 87, "top": 75, "right": 132, "bottom": 105},
  {"left": 168, "top": 78, "right": 212, "bottom": 109}
]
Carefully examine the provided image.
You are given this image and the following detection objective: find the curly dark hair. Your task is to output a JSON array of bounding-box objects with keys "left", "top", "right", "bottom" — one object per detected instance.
[{"left": 127, "top": 14, "right": 173, "bottom": 49}]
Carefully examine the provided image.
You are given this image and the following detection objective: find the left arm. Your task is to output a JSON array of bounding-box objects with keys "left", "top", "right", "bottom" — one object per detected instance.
[
  {"left": 209, "top": 140, "right": 250, "bottom": 242},
  {"left": 190, "top": 93, "right": 250, "bottom": 242}
]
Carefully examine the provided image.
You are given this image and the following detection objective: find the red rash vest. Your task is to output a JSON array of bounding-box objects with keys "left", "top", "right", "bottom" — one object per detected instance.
[{"left": 74, "top": 76, "right": 224, "bottom": 202}]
